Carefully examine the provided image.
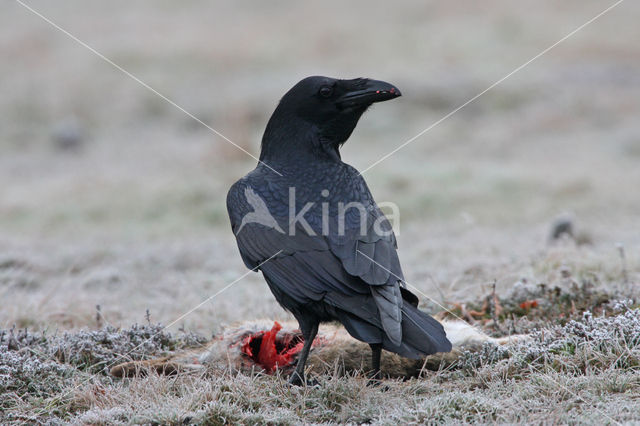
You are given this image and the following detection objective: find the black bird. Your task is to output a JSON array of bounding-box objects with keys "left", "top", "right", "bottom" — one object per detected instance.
[{"left": 227, "top": 76, "right": 451, "bottom": 385}]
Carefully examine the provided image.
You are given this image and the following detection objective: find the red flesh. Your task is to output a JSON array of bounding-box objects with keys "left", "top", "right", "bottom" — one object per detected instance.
[{"left": 241, "top": 321, "right": 306, "bottom": 372}]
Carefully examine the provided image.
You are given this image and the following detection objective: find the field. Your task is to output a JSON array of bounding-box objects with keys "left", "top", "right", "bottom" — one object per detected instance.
[{"left": 1, "top": 0, "right": 639, "bottom": 424}]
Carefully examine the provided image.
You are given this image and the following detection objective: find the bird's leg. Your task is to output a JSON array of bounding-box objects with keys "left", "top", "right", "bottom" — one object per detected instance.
[
  {"left": 288, "top": 322, "right": 319, "bottom": 386},
  {"left": 368, "top": 343, "right": 382, "bottom": 382}
]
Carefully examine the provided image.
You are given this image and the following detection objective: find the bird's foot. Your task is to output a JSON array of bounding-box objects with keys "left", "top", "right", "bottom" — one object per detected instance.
[
  {"left": 368, "top": 369, "right": 381, "bottom": 380},
  {"left": 366, "top": 370, "right": 388, "bottom": 389},
  {"left": 288, "top": 372, "right": 318, "bottom": 387},
  {"left": 288, "top": 372, "right": 304, "bottom": 386}
]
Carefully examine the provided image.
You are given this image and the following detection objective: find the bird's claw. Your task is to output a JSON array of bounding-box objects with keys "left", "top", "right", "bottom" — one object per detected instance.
[
  {"left": 288, "top": 372, "right": 304, "bottom": 386},
  {"left": 288, "top": 372, "right": 318, "bottom": 387},
  {"left": 366, "top": 370, "right": 388, "bottom": 389}
]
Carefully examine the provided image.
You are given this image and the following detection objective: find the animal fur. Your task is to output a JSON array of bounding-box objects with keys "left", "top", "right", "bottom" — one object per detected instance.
[{"left": 110, "top": 319, "right": 528, "bottom": 379}]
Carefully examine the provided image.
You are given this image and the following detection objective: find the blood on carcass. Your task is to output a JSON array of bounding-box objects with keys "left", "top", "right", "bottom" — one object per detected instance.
[{"left": 241, "top": 321, "right": 306, "bottom": 372}]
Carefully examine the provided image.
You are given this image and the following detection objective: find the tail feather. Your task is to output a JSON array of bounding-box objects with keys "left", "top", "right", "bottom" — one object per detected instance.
[
  {"left": 403, "top": 303, "right": 452, "bottom": 353},
  {"left": 371, "top": 284, "right": 403, "bottom": 346},
  {"left": 381, "top": 302, "right": 452, "bottom": 359}
]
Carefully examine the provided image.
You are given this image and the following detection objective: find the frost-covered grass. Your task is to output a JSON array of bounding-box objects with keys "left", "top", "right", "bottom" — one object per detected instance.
[
  {"left": 2, "top": 234, "right": 638, "bottom": 424},
  {"left": 0, "top": 323, "right": 205, "bottom": 422},
  {"left": 459, "top": 302, "right": 640, "bottom": 374},
  {"left": 2, "top": 304, "right": 640, "bottom": 424}
]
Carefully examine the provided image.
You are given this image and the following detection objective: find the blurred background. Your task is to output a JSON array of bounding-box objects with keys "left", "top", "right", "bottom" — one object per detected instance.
[{"left": 1, "top": 0, "right": 638, "bottom": 333}]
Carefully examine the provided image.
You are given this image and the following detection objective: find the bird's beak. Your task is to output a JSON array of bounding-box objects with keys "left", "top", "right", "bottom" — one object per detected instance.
[{"left": 336, "top": 79, "right": 402, "bottom": 109}]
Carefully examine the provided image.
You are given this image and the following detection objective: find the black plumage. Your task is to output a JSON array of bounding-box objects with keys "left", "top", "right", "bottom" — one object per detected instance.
[{"left": 227, "top": 76, "right": 451, "bottom": 384}]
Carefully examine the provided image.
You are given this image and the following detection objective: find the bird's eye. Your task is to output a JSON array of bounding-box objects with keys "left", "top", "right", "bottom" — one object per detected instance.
[{"left": 318, "top": 86, "right": 333, "bottom": 98}]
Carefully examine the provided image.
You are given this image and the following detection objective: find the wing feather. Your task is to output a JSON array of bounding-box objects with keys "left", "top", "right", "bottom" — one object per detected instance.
[{"left": 227, "top": 177, "right": 405, "bottom": 344}]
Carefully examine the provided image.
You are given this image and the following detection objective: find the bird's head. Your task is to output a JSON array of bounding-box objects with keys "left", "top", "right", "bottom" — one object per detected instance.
[{"left": 260, "top": 76, "right": 401, "bottom": 163}]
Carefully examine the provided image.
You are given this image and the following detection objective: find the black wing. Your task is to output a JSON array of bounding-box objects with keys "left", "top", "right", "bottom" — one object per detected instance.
[{"left": 227, "top": 175, "right": 405, "bottom": 346}]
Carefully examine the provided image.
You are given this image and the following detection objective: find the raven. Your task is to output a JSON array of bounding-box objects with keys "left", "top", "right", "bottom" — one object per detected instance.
[{"left": 227, "top": 76, "right": 451, "bottom": 385}]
